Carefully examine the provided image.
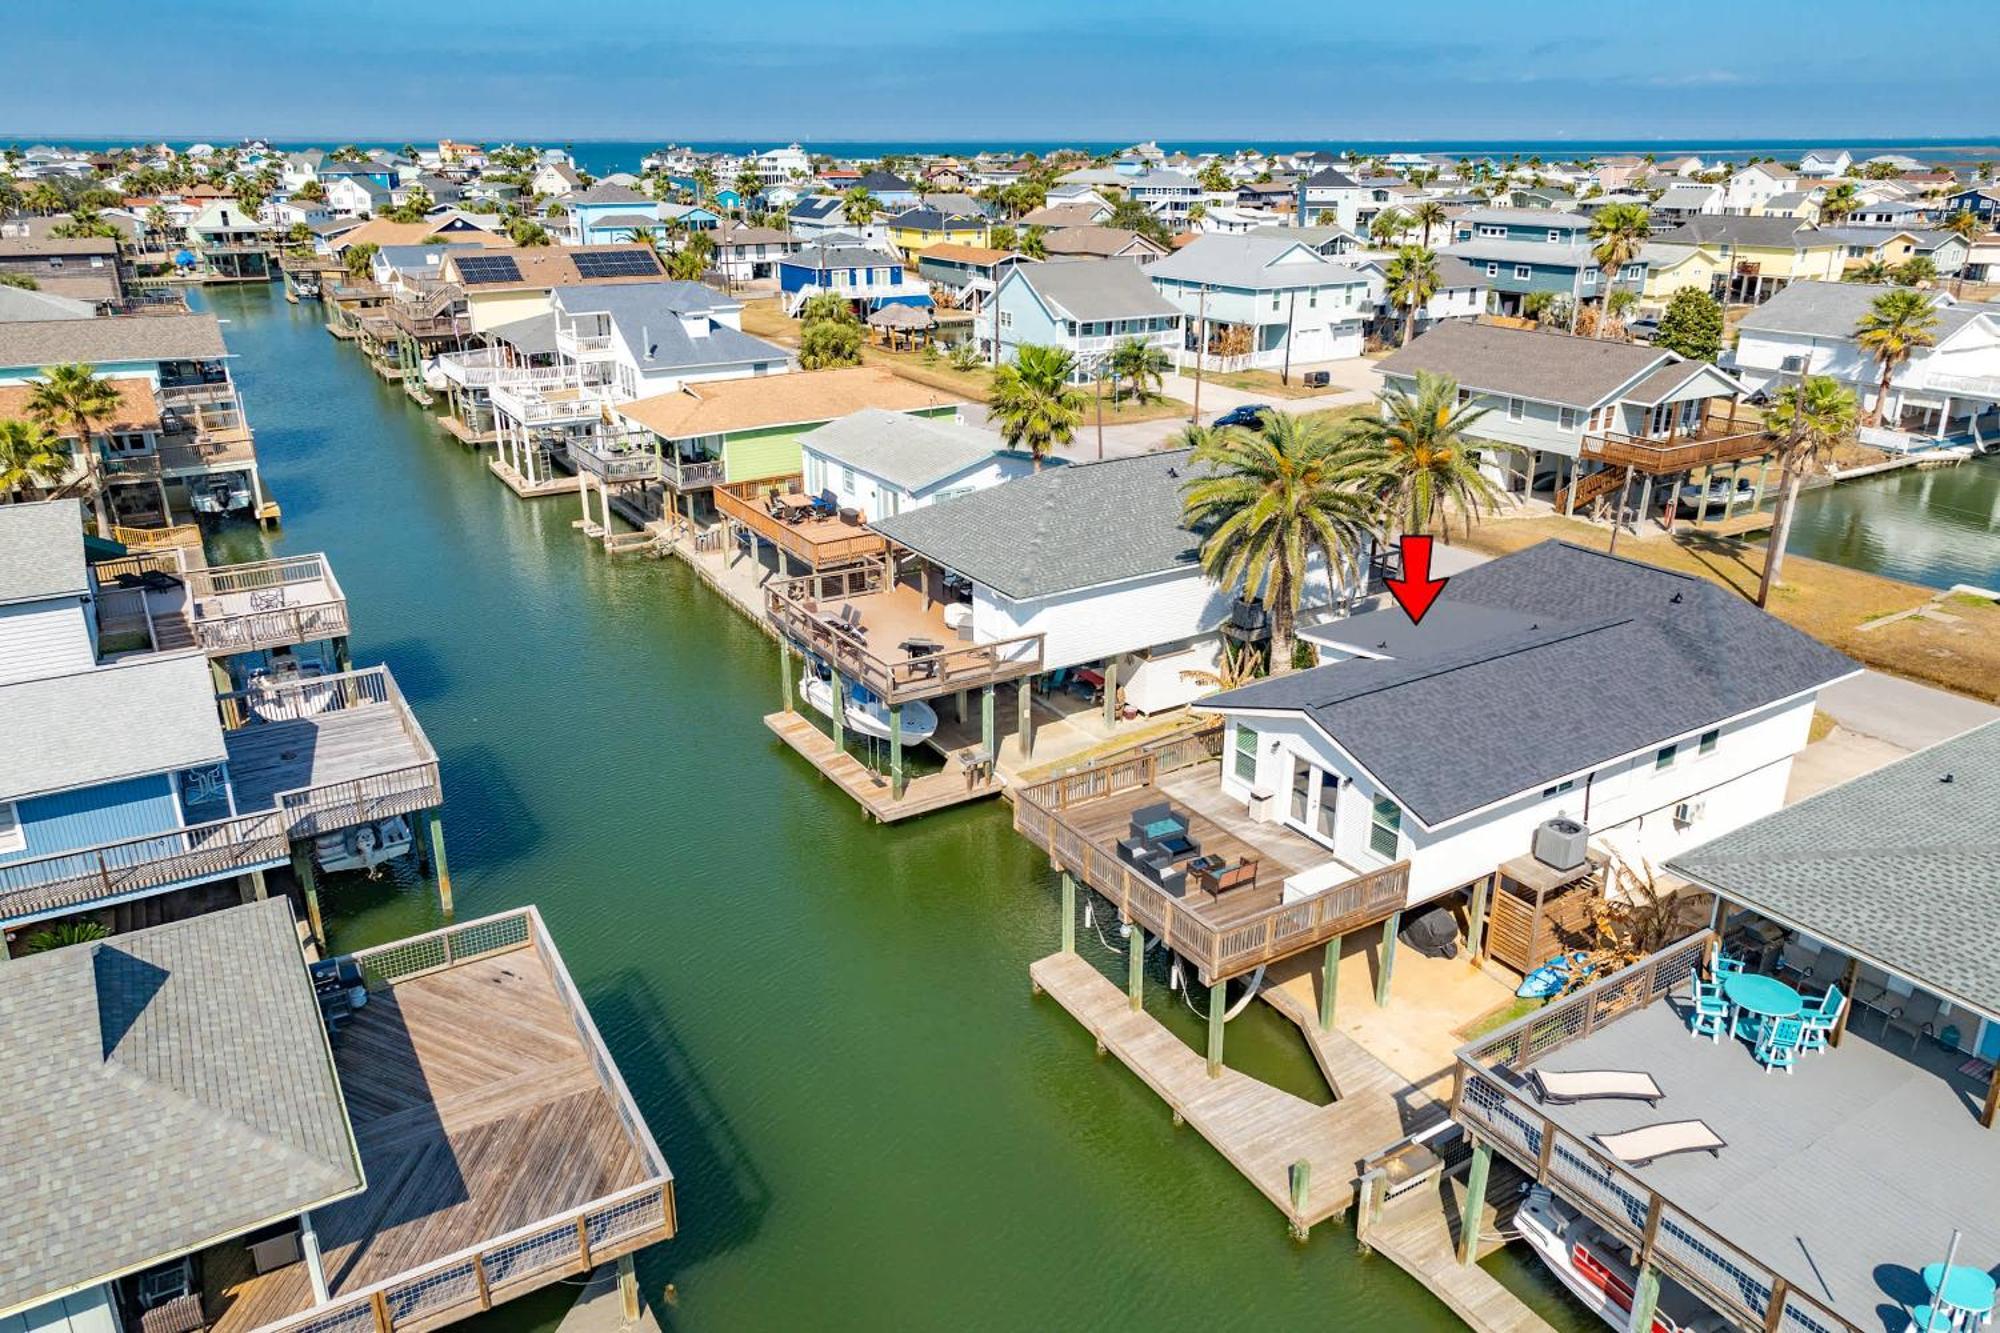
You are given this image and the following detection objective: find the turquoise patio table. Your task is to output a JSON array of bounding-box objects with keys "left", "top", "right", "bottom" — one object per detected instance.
[
  {"left": 1722, "top": 972, "right": 1803, "bottom": 1040},
  {"left": 1924, "top": 1262, "right": 1997, "bottom": 1319}
]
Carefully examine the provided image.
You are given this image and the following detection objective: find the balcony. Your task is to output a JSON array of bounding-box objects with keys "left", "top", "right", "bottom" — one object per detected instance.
[
  {"left": 1012, "top": 735, "right": 1410, "bottom": 986},
  {"left": 0, "top": 809, "right": 290, "bottom": 927},
  {"left": 764, "top": 557, "right": 1043, "bottom": 705},
  {"left": 435, "top": 350, "right": 576, "bottom": 392},
  {"left": 571, "top": 431, "right": 661, "bottom": 484},
  {"left": 218, "top": 665, "right": 443, "bottom": 841},
  {"left": 1454, "top": 933, "right": 2000, "bottom": 1333},
  {"left": 490, "top": 381, "right": 610, "bottom": 426},
  {"left": 714, "top": 476, "right": 889, "bottom": 570},
  {"left": 182, "top": 553, "right": 349, "bottom": 655},
  {"left": 197, "top": 908, "right": 674, "bottom": 1333},
  {"left": 1581, "top": 421, "right": 1770, "bottom": 474},
  {"left": 663, "top": 455, "right": 726, "bottom": 490}
]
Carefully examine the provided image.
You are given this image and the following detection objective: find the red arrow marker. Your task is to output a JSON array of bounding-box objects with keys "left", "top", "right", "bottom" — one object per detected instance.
[{"left": 1385, "top": 535, "right": 1448, "bottom": 625}]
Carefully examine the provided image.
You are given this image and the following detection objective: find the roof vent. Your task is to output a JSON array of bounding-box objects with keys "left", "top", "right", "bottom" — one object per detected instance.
[
  {"left": 1940, "top": 773, "right": 1955, "bottom": 784},
  {"left": 1670, "top": 591, "right": 1684, "bottom": 604}
]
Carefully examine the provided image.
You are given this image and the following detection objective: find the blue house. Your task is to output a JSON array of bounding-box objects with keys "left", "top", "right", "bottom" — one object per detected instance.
[
  {"left": 318, "top": 162, "right": 398, "bottom": 192},
  {"left": 1444, "top": 208, "right": 1647, "bottom": 317},
  {"left": 991, "top": 260, "right": 1182, "bottom": 380},
  {"left": 778, "top": 243, "right": 930, "bottom": 316}
]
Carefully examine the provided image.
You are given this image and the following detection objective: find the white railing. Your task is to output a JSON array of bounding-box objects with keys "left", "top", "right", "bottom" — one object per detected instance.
[
  {"left": 436, "top": 351, "right": 579, "bottom": 391},
  {"left": 1924, "top": 371, "right": 2000, "bottom": 400},
  {"left": 491, "top": 382, "right": 611, "bottom": 425}
]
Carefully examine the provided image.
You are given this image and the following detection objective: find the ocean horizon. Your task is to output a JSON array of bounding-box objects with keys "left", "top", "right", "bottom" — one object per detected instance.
[{"left": 11, "top": 134, "right": 2000, "bottom": 178}]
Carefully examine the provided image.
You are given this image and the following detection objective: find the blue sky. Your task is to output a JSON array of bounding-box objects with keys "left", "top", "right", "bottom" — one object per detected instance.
[{"left": 6, "top": 0, "right": 1996, "bottom": 142}]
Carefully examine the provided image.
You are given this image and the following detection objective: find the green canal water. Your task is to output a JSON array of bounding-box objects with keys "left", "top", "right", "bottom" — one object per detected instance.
[
  {"left": 1779, "top": 455, "right": 2000, "bottom": 592},
  {"left": 192, "top": 285, "right": 1590, "bottom": 1332}
]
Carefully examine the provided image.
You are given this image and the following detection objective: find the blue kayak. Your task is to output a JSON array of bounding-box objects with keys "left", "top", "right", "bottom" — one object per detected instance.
[{"left": 1517, "top": 950, "right": 1595, "bottom": 999}]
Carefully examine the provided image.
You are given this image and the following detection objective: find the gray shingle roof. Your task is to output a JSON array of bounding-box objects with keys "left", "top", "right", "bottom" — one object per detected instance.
[
  {"left": 0, "top": 899, "right": 362, "bottom": 1316},
  {"left": 1736, "top": 281, "right": 1989, "bottom": 340},
  {"left": 0, "top": 286, "right": 97, "bottom": 322},
  {"left": 0, "top": 314, "right": 228, "bottom": 371},
  {"left": 1453, "top": 207, "right": 1590, "bottom": 230},
  {"left": 1202, "top": 541, "right": 1857, "bottom": 827},
  {"left": 1377, "top": 322, "right": 1675, "bottom": 407},
  {"left": 550, "top": 282, "right": 785, "bottom": 373},
  {"left": 1147, "top": 234, "right": 1358, "bottom": 291},
  {"left": 488, "top": 311, "right": 559, "bottom": 356},
  {"left": 872, "top": 449, "right": 1201, "bottom": 600},
  {"left": 1445, "top": 236, "right": 1600, "bottom": 268},
  {"left": 1656, "top": 217, "right": 1831, "bottom": 250},
  {"left": 0, "top": 499, "right": 87, "bottom": 607},
  {"left": 1012, "top": 259, "right": 1181, "bottom": 322},
  {"left": 1669, "top": 721, "right": 2000, "bottom": 1018},
  {"left": 802, "top": 409, "right": 1000, "bottom": 493},
  {"left": 0, "top": 653, "right": 227, "bottom": 800},
  {"left": 568, "top": 182, "right": 654, "bottom": 206}
]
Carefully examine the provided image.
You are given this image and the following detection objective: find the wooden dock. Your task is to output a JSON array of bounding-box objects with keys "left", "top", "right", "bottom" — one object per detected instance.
[
  {"left": 438, "top": 415, "right": 499, "bottom": 447},
  {"left": 490, "top": 458, "right": 581, "bottom": 498},
  {"left": 764, "top": 709, "right": 1001, "bottom": 822},
  {"left": 1028, "top": 950, "right": 1440, "bottom": 1233},
  {"left": 1360, "top": 1162, "right": 1556, "bottom": 1333}
]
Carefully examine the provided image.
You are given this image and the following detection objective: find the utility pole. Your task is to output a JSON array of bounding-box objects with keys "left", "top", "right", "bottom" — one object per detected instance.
[
  {"left": 1094, "top": 355, "right": 1106, "bottom": 460},
  {"left": 1190, "top": 284, "right": 1209, "bottom": 425},
  {"left": 1281, "top": 288, "right": 1298, "bottom": 386}
]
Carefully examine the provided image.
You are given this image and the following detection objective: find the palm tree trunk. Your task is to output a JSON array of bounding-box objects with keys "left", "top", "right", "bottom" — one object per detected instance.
[
  {"left": 1402, "top": 299, "right": 1416, "bottom": 347},
  {"left": 1756, "top": 462, "right": 1803, "bottom": 607},
  {"left": 1270, "top": 567, "right": 1295, "bottom": 672},
  {"left": 1874, "top": 362, "right": 1894, "bottom": 426}
]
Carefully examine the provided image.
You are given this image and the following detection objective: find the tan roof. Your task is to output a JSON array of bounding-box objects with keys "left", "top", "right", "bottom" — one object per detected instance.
[
  {"left": 616, "top": 366, "right": 960, "bottom": 440},
  {"left": 330, "top": 218, "right": 512, "bottom": 253},
  {"left": 444, "top": 244, "right": 665, "bottom": 293},
  {"left": 0, "top": 236, "right": 120, "bottom": 257},
  {"left": 921, "top": 243, "right": 1017, "bottom": 265},
  {"left": 0, "top": 377, "right": 160, "bottom": 435}
]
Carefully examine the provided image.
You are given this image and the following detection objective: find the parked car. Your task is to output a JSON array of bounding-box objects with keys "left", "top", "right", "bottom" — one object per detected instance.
[
  {"left": 1626, "top": 317, "right": 1660, "bottom": 342},
  {"left": 1212, "top": 404, "right": 1271, "bottom": 429}
]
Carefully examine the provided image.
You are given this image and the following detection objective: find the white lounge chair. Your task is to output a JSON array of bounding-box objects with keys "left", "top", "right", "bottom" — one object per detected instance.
[
  {"left": 1593, "top": 1119, "right": 1726, "bottom": 1167},
  {"left": 1531, "top": 1069, "right": 1665, "bottom": 1106}
]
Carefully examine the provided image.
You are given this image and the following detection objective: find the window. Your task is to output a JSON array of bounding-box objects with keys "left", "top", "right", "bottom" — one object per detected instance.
[
  {"left": 998, "top": 310, "right": 1012, "bottom": 329},
  {"left": 1369, "top": 797, "right": 1402, "bottom": 860},
  {"left": 1655, "top": 743, "right": 1678, "bottom": 770},
  {"left": 1233, "top": 725, "right": 1259, "bottom": 783},
  {"left": 1507, "top": 397, "right": 1524, "bottom": 421},
  {"left": 1559, "top": 407, "right": 1580, "bottom": 431},
  {"left": 0, "top": 800, "right": 22, "bottom": 854},
  {"left": 1478, "top": 224, "right": 1505, "bottom": 238},
  {"left": 1542, "top": 779, "right": 1577, "bottom": 798},
  {"left": 1699, "top": 728, "right": 1720, "bottom": 756},
  {"left": 1486, "top": 262, "right": 1500, "bottom": 278},
  {"left": 1547, "top": 229, "right": 1562, "bottom": 243},
  {"left": 1308, "top": 289, "right": 1318, "bottom": 308},
  {"left": 1514, "top": 265, "right": 1532, "bottom": 280},
  {"left": 1582, "top": 267, "right": 1600, "bottom": 286},
  {"left": 1625, "top": 264, "right": 1644, "bottom": 281},
  {"left": 841, "top": 466, "right": 855, "bottom": 491}
]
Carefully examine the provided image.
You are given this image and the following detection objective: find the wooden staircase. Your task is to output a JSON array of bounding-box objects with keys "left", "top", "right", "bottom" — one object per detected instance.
[
  {"left": 149, "top": 613, "right": 198, "bottom": 652},
  {"left": 1553, "top": 464, "right": 1628, "bottom": 515}
]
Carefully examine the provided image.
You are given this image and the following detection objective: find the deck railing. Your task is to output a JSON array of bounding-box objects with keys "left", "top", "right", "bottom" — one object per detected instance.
[
  {"left": 184, "top": 554, "right": 350, "bottom": 654},
  {"left": 1581, "top": 427, "right": 1769, "bottom": 474},
  {"left": 715, "top": 477, "right": 888, "bottom": 568},
  {"left": 1452, "top": 932, "right": 1862, "bottom": 1333},
  {"left": 570, "top": 437, "right": 661, "bottom": 483},
  {"left": 253, "top": 908, "right": 675, "bottom": 1333},
  {"left": 1012, "top": 732, "right": 1410, "bottom": 984},
  {"left": 764, "top": 558, "right": 1044, "bottom": 704},
  {"left": 662, "top": 456, "right": 726, "bottom": 490},
  {"left": 217, "top": 666, "right": 444, "bottom": 840},
  {"left": 110, "top": 522, "right": 204, "bottom": 552},
  {"left": 0, "top": 809, "right": 289, "bottom": 923}
]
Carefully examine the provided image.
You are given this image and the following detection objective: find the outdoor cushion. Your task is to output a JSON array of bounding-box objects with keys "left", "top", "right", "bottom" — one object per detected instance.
[
  {"left": 1531, "top": 1069, "right": 1664, "bottom": 1106},
  {"left": 1593, "top": 1119, "right": 1726, "bottom": 1166}
]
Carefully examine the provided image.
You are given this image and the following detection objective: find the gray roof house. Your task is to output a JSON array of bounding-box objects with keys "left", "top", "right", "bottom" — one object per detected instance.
[
  {"left": 1198, "top": 540, "right": 1856, "bottom": 901},
  {"left": 0, "top": 314, "right": 228, "bottom": 373},
  {"left": 0, "top": 497, "right": 87, "bottom": 607},
  {"left": 0, "top": 899, "right": 363, "bottom": 1318},
  {"left": 993, "top": 260, "right": 1183, "bottom": 379},
  {"left": 799, "top": 409, "right": 1034, "bottom": 518},
  {"left": 548, "top": 282, "right": 790, "bottom": 390}
]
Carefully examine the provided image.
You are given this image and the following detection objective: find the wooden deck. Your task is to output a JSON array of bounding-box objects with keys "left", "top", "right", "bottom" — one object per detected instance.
[
  {"left": 224, "top": 706, "right": 434, "bottom": 817},
  {"left": 201, "top": 949, "right": 656, "bottom": 1333},
  {"left": 764, "top": 710, "right": 1000, "bottom": 822},
  {"left": 437, "top": 415, "right": 499, "bottom": 447},
  {"left": 1362, "top": 1161, "right": 1555, "bottom": 1333},
  {"left": 489, "top": 458, "right": 580, "bottom": 498},
  {"left": 1029, "top": 950, "right": 1441, "bottom": 1232}
]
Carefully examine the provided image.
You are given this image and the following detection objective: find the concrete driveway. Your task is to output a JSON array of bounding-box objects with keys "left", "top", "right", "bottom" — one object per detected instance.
[{"left": 1814, "top": 671, "right": 1999, "bottom": 752}]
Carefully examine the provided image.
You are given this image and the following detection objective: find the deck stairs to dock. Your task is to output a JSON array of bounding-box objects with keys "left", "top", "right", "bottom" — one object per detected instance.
[
  {"left": 1028, "top": 949, "right": 1443, "bottom": 1234},
  {"left": 148, "top": 613, "right": 198, "bottom": 652},
  {"left": 1552, "top": 464, "right": 1627, "bottom": 515}
]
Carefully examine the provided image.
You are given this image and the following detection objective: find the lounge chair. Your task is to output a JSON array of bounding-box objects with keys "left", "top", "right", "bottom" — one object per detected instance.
[
  {"left": 1530, "top": 1069, "right": 1665, "bottom": 1106},
  {"left": 1592, "top": 1119, "right": 1726, "bottom": 1167},
  {"left": 812, "top": 488, "right": 839, "bottom": 518}
]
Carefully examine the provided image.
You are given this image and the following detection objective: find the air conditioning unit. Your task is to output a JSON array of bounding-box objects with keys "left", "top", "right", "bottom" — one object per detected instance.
[
  {"left": 1533, "top": 817, "right": 1589, "bottom": 871},
  {"left": 1674, "top": 799, "right": 1706, "bottom": 827}
]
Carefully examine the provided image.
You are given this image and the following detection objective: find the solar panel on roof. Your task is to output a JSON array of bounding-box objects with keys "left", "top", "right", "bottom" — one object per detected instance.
[
  {"left": 572, "top": 250, "right": 662, "bottom": 279},
  {"left": 454, "top": 254, "right": 523, "bottom": 285}
]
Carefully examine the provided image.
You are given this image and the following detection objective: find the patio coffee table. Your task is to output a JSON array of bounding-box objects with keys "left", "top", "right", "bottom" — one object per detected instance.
[
  {"left": 1723, "top": 972, "right": 1803, "bottom": 1041},
  {"left": 1923, "top": 1263, "right": 1997, "bottom": 1322}
]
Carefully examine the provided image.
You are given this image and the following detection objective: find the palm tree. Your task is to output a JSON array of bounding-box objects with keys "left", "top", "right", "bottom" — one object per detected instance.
[
  {"left": 1853, "top": 288, "right": 1940, "bottom": 424},
  {"left": 294, "top": 178, "right": 327, "bottom": 203},
  {"left": 1344, "top": 370, "right": 1501, "bottom": 539},
  {"left": 1384, "top": 245, "right": 1440, "bottom": 347},
  {"left": 1896, "top": 255, "right": 1938, "bottom": 288},
  {"left": 1818, "top": 182, "right": 1859, "bottom": 225},
  {"left": 1408, "top": 199, "right": 1447, "bottom": 247},
  {"left": 988, "top": 345, "right": 1085, "bottom": 469},
  {"left": 25, "top": 182, "right": 64, "bottom": 216},
  {"left": 1588, "top": 202, "right": 1651, "bottom": 340},
  {"left": 841, "top": 186, "right": 878, "bottom": 229},
  {"left": 1108, "top": 337, "right": 1169, "bottom": 404},
  {"left": 1367, "top": 208, "right": 1411, "bottom": 248},
  {"left": 342, "top": 241, "right": 379, "bottom": 281},
  {"left": 1756, "top": 375, "right": 1858, "bottom": 606},
  {"left": 1847, "top": 258, "right": 1895, "bottom": 284},
  {"left": 26, "top": 365, "right": 123, "bottom": 536},
  {"left": 1017, "top": 225, "right": 1048, "bottom": 261},
  {"left": 691, "top": 166, "right": 717, "bottom": 203},
  {"left": 1180, "top": 411, "right": 1378, "bottom": 666},
  {"left": 0, "top": 418, "right": 69, "bottom": 501}
]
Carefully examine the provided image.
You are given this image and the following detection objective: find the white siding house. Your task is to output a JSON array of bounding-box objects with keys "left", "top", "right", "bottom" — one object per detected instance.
[{"left": 798, "top": 409, "right": 1032, "bottom": 520}]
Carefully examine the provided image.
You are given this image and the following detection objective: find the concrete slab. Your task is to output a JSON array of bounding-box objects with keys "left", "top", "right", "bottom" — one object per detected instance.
[{"left": 1815, "top": 670, "right": 2000, "bottom": 753}]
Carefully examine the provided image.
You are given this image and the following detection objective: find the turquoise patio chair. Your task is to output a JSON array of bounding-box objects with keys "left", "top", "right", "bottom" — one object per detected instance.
[
  {"left": 1689, "top": 977, "right": 1730, "bottom": 1043},
  {"left": 1713, "top": 951, "right": 1746, "bottom": 979},
  {"left": 1798, "top": 984, "right": 1845, "bottom": 1055},
  {"left": 1756, "top": 1017, "right": 1804, "bottom": 1073}
]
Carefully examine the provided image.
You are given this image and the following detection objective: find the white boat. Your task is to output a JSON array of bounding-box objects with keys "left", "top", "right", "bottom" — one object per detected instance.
[
  {"left": 1516, "top": 1186, "right": 1729, "bottom": 1333},
  {"left": 800, "top": 672, "right": 938, "bottom": 742},
  {"left": 422, "top": 359, "right": 449, "bottom": 391},
  {"left": 312, "top": 815, "right": 415, "bottom": 874}
]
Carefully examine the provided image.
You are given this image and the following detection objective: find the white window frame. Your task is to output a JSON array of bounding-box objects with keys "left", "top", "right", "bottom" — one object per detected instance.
[
  {"left": 1559, "top": 407, "right": 1580, "bottom": 430},
  {"left": 1698, "top": 728, "right": 1720, "bottom": 756},
  {"left": 1507, "top": 397, "right": 1525, "bottom": 421},
  {"left": 1368, "top": 796, "right": 1402, "bottom": 861},
  {"left": 0, "top": 800, "right": 23, "bottom": 854},
  {"left": 1547, "top": 229, "right": 1562, "bottom": 243},
  {"left": 1486, "top": 262, "right": 1500, "bottom": 278},
  {"left": 1232, "top": 724, "right": 1259, "bottom": 784},
  {"left": 1655, "top": 743, "right": 1679, "bottom": 771},
  {"left": 1514, "top": 264, "right": 1532, "bottom": 280},
  {"left": 1542, "top": 778, "right": 1577, "bottom": 798}
]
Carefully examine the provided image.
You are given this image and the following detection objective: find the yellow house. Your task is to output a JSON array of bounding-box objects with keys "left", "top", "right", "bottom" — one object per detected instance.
[
  {"left": 883, "top": 207, "right": 989, "bottom": 262},
  {"left": 1654, "top": 218, "right": 1845, "bottom": 303},
  {"left": 1639, "top": 241, "right": 1726, "bottom": 312}
]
